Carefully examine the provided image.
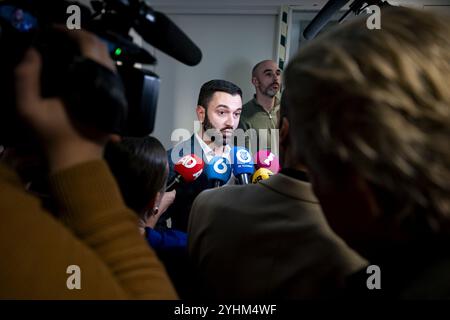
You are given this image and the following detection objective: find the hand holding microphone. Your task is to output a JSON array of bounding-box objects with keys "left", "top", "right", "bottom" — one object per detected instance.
[
  {"left": 166, "top": 154, "right": 204, "bottom": 191},
  {"left": 205, "top": 156, "right": 232, "bottom": 188},
  {"left": 231, "top": 147, "right": 255, "bottom": 185}
]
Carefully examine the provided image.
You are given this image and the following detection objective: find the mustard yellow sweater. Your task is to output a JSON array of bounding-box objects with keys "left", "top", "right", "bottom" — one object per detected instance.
[{"left": 0, "top": 160, "right": 177, "bottom": 299}]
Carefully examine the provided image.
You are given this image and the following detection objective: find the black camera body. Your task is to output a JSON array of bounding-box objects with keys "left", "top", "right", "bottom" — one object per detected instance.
[{"left": 0, "top": 0, "right": 201, "bottom": 146}]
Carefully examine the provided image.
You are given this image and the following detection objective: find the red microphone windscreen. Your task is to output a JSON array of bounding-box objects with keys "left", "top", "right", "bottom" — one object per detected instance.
[
  {"left": 174, "top": 154, "right": 204, "bottom": 182},
  {"left": 253, "top": 150, "right": 280, "bottom": 173}
]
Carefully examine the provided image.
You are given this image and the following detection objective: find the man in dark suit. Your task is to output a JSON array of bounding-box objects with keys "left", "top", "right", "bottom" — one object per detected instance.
[{"left": 160, "top": 79, "right": 243, "bottom": 232}]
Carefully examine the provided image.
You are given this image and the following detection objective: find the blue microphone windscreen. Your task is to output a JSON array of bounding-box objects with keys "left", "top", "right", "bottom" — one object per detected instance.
[
  {"left": 205, "top": 156, "right": 232, "bottom": 183},
  {"left": 231, "top": 147, "right": 255, "bottom": 175}
]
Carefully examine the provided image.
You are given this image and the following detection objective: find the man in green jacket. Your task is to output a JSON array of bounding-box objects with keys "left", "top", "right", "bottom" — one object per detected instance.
[{"left": 238, "top": 60, "right": 281, "bottom": 154}]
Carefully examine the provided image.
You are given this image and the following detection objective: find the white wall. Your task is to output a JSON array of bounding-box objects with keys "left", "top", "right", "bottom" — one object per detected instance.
[
  {"left": 147, "top": 14, "right": 278, "bottom": 148},
  {"left": 78, "top": 0, "right": 450, "bottom": 148},
  {"left": 147, "top": 0, "right": 450, "bottom": 148}
]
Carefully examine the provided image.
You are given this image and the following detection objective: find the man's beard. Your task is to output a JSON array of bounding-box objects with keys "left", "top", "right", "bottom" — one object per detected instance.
[
  {"left": 263, "top": 83, "right": 279, "bottom": 98},
  {"left": 202, "top": 113, "right": 232, "bottom": 146}
]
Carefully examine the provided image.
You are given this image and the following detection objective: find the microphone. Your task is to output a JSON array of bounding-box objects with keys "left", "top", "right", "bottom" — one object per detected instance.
[
  {"left": 337, "top": 0, "right": 393, "bottom": 23},
  {"left": 303, "top": 0, "right": 348, "bottom": 40},
  {"left": 231, "top": 147, "right": 255, "bottom": 185},
  {"left": 303, "top": 0, "right": 393, "bottom": 40},
  {"left": 205, "top": 156, "right": 232, "bottom": 188},
  {"left": 252, "top": 168, "right": 274, "bottom": 184},
  {"left": 134, "top": 9, "right": 203, "bottom": 66},
  {"left": 86, "top": 0, "right": 202, "bottom": 66},
  {"left": 253, "top": 150, "right": 281, "bottom": 174},
  {"left": 166, "top": 154, "right": 204, "bottom": 191}
]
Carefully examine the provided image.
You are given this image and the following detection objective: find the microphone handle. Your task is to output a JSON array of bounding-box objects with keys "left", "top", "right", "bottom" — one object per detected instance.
[
  {"left": 237, "top": 174, "right": 251, "bottom": 185},
  {"left": 214, "top": 180, "right": 221, "bottom": 188},
  {"left": 166, "top": 175, "right": 182, "bottom": 192}
]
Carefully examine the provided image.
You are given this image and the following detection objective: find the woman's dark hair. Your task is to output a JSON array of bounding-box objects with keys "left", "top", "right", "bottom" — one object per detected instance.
[{"left": 105, "top": 136, "right": 168, "bottom": 215}]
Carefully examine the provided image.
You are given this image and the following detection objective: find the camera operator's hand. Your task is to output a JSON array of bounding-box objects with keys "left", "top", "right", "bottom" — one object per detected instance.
[{"left": 14, "top": 30, "right": 117, "bottom": 173}]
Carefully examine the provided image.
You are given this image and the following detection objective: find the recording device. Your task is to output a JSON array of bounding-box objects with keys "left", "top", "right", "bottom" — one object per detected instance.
[
  {"left": 0, "top": 0, "right": 202, "bottom": 146},
  {"left": 253, "top": 150, "right": 280, "bottom": 174},
  {"left": 303, "top": 0, "right": 393, "bottom": 40},
  {"left": 205, "top": 156, "right": 231, "bottom": 188},
  {"left": 252, "top": 168, "right": 274, "bottom": 184},
  {"left": 231, "top": 147, "right": 254, "bottom": 185},
  {"left": 166, "top": 154, "right": 204, "bottom": 192}
]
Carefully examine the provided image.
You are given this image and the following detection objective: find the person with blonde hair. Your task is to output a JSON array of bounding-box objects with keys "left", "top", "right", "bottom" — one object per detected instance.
[{"left": 284, "top": 6, "right": 450, "bottom": 298}]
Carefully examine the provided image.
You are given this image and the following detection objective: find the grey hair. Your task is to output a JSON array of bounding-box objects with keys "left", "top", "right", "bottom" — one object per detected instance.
[{"left": 285, "top": 7, "right": 450, "bottom": 222}]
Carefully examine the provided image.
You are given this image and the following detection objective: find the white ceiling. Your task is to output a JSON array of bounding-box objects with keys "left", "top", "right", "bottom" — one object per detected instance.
[
  {"left": 147, "top": 0, "right": 450, "bottom": 6},
  {"left": 146, "top": 0, "right": 450, "bottom": 15}
]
